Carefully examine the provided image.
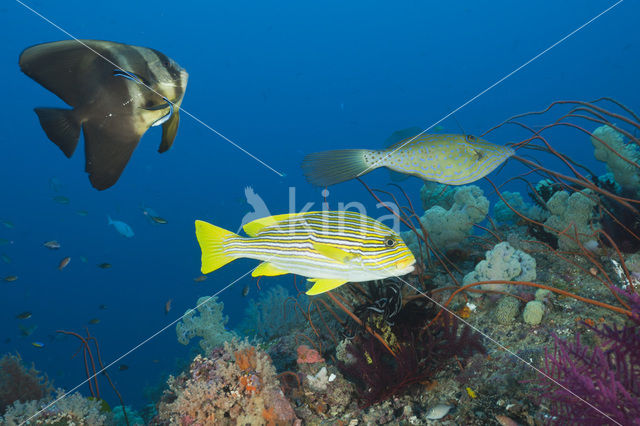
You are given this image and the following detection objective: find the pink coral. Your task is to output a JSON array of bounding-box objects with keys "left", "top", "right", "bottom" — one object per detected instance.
[{"left": 297, "top": 345, "right": 325, "bottom": 364}]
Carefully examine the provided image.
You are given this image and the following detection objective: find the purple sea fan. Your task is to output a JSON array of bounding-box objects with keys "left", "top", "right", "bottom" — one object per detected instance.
[{"left": 540, "top": 289, "right": 640, "bottom": 425}]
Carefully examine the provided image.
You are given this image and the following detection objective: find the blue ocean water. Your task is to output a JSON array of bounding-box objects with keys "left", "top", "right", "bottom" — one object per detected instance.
[{"left": 1, "top": 0, "right": 639, "bottom": 413}]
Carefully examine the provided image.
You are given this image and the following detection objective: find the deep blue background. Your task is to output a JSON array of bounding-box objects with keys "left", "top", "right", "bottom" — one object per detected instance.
[{"left": 1, "top": 0, "right": 639, "bottom": 410}]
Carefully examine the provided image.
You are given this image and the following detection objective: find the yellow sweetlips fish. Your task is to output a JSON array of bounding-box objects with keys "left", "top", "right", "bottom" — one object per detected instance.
[
  {"left": 302, "top": 132, "right": 514, "bottom": 187},
  {"left": 195, "top": 211, "right": 416, "bottom": 295}
]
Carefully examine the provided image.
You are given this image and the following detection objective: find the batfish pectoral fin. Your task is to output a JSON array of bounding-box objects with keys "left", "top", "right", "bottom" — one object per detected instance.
[
  {"left": 252, "top": 262, "right": 288, "bottom": 277},
  {"left": 312, "top": 243, "right": 356, "bottom": 263},
  {"left": 158, "top": 109, "right": 180, "bottom": 153},
  {"left": 306, "top": 278, "right": 349, "bottom": 295},
  {"left": 83, "top": 121, "right": 142, "bottom": 191},
  {"left": 34, "top": 107, "right": 81, "bottom": 158}
]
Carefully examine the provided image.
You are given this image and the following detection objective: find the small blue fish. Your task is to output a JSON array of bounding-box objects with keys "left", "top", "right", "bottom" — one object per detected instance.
[
  {"left": 32, "top": 341, "right": 45, "bottom": 348},
  {"left": 108, "top": 216, "right": 134, "bottom": 238}
]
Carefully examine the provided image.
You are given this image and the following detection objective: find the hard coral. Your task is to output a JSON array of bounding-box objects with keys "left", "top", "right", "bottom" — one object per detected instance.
[
  {"left": 0, "top": 353, "right": 52, "bottom": 414},
  {"left": 155, "top": 339, "right": 298, "bottom": 425}
]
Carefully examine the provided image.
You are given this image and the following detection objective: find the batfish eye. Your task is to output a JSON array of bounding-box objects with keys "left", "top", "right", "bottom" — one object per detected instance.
[{"left": 384, "top": 237, "right": 397, "bottom": 248}]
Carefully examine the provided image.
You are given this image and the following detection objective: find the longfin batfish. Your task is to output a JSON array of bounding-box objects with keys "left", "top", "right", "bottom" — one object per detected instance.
[{"left": 19, "top": 40, "right": 188, "bottom": 190}]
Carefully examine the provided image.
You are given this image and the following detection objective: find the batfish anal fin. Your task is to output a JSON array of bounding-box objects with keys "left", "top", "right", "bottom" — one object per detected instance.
[
  {"left": 306, "top": 278, "right": 349, "bottom": 295},
  {"left": 83, "top": 120, "right": 142, "bottom": 190},
  {"left": 313, "top": 242, "right": 356, "bottom": 263},
  {"left": 251, "top": 262, "right": 288, "bottom": 277},
  {"left": 158, "top": 108, "right": 180, "bottom": 153},
  {"left": 34, "top": 107, "right": 81, "bottom": 158}
]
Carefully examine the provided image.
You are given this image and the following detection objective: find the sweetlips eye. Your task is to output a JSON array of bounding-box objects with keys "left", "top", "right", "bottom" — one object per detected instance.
[{"left": 384, "top": 237, "right": 397, "bottom": 248}]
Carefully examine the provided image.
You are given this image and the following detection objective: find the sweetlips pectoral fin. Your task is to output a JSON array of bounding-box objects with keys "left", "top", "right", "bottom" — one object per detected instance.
[
  {"left": 306, "top": 278, "right": 349, "bottom": 295},
  {"left": 83, "top": 121, "right": 142, "bottom": 190},
  {"left": 312, "top": 243, "right": 355, "bottom": 263},
  {"left": 252, "top": 262, "right": 288, "bottom": 277},
  {"left": 34, "top": 107, "right": 81, "bottom": 158},
  {"left": 158, "top": 108, "right": 180, "bottom": 153}
]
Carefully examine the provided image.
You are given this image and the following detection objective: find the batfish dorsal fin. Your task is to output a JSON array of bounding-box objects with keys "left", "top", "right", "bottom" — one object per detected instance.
[
  {"left": 19, "top": 40, "right": 115, "bottom": 107},
  {"left": 83, "top": 121, "right": 142, "bottom": 190},
  {"left": 158, "top": 109, "right": 180, "bottom": 153}
]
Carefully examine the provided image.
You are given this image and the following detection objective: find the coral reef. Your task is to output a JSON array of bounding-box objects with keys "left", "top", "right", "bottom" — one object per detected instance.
[
  {"left": 155, "top": 339, "right": 298, "bottom": 425},
  {"left": 522, "top": 300, "right": 544, "bottom": 325},
  {"left": 591, "top": 124, "right": 640, "bottom": 192},
  {"left": 462, "top": 241, "right": 536, "bottom": 292},
  {"left": 0, "top": 389, "right": 110, "bottom": 425},
  {"left": 238, "top": 285, "right": 303, "bottom": 340},
  {"left": 176, "top": 296, "right": 236, "bottom": 353},
  {"left": 494, "top": 296, "right": 521, "bottom": 325},
  {"left": 338, "top": 291, "right": 485, "bottom": 407},
  {"left": 403, "top": 184, "right": 489, "bottom": 254},
  {"left": 539, "top": 289, "right": 640, "bottom": 424},
  {"left": 543, "top": 189, "right": 600, "bottom": 251},
  {"left": 0, "top": 353, "right": 52, "bottom": 415}
]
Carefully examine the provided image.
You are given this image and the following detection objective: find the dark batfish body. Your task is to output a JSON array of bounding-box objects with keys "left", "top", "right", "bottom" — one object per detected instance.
[
  {"left": 302, "top": 133, "right": 514, "bottom": 186},
  {"left": 19, "top": 40, "right": 188, "bottom": 190}
]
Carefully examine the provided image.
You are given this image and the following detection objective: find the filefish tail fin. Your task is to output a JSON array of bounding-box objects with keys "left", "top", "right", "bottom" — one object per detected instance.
[
  {"left": 107, "top": 215, "right": 113, "bottom": 225},
  {"left": 195, "top": 220, "right": 239, "bottom": 274},
  {"left": 34, "top": 108, "right": 81, "bottom": 158},
  {"left": 301, "top": 149, "right": 372, "bottom": 186}
]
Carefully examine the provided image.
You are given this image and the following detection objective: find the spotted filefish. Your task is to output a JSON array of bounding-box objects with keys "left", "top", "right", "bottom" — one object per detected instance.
[
  {"left": 195, "top": 211, "right": 415, "bottom": 295},
  {"left": 302, "top": 133, "right": 514, "bottom": 187}
]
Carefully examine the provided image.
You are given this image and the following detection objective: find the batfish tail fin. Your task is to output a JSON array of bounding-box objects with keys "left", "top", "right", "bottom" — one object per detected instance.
[
  {"left": 301, "top": 149, "right": 374, "bottom": 186},
  {"left": 34, "top": 107, "right": 81, "bottom": 158},
  {"left": 195, "top": 220, "right": 240, "bottom": 274}
]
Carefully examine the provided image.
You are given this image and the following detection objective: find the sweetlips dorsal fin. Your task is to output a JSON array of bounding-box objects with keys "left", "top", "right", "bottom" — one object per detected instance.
[{"left": 242, "top": 212, "right": 307, "bottom": 236}]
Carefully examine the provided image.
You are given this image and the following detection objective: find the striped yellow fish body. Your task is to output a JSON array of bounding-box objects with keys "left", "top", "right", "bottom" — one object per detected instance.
[
  {"left": 195, "top": 211, "right": 415, "bottom": 295},
  {"left": 302, "top": 133, "right": 514, "bottom": 186}
]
